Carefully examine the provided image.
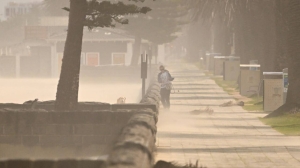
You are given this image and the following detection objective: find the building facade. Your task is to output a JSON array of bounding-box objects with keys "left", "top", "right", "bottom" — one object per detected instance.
[{"left": 5, "top": 2, "right": 39, "bottom": 19}]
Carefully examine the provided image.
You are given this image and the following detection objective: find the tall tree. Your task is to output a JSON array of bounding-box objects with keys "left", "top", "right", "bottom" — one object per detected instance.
[
  {"left": 191, "top": 0, "right": 300, "bottom": 115},
  {"left": 120, "top": 0, "right": 188, "bottom": 65},
  {"left": 266, "top": 0, "right": 300, "bottom": 117},
  {"left": 55, "top": 0, "right": 87, "bottom": 111},
  {"left": 54, "top": 0, "right": 150, "bottom": 111},
  {"left": 190, "top": 0, "right": 279, "bottom": 73},
  {"left": 285, "top": 0, "right": 300, "bottom": 108}
]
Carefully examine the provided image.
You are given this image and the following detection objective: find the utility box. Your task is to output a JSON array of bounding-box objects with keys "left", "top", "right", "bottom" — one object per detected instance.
[
  {"left": 249, "top": 60, "right": 259, "bottom": 71},
  {"left": 205, "top": 53, "right": 221, "bottom": 71},
  {"left": 263, "top": 72, "right": 284, "bottom": 112},
  {"left": 239, "top": 64, "right": 261, "bottom": 96},
  {"left": 214, "top": 56, "right": 226, "bottom": 76},
  {"left": 283, "top": 68, "right": 288, "bottom": 103},
  {"left": 214, "top": 56, "right": 240, "bottom": 76},
  {"left": 224, "top": 60, "right": 240, "bottom": 81}
]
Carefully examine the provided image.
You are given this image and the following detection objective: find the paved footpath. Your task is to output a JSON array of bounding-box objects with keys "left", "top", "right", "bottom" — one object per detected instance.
[{"left": 155, "top": 62, "right": 300, "bottom": 168}]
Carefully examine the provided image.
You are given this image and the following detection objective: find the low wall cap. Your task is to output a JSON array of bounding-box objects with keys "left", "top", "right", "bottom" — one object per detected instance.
[{"left": 263, "top": 72, "right": 283, "bottom": 76}]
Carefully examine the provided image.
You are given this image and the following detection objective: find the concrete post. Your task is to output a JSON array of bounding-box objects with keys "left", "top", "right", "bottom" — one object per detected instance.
[
  {"left": 51, "top": 43, "right": 58, "bottom": 78},
  {"left": 126, "top": 42, "right": 133, "bottom": 66},
  {"left": 16, "top": 55, "right": 20, "bottom": 78}
]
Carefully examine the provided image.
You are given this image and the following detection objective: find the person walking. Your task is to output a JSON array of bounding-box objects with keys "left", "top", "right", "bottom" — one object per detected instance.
[{"left": 158, "top": 65, "right": 174, "bottom": 109}]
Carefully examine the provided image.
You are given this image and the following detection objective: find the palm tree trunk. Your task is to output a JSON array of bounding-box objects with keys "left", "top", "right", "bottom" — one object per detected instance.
[
  {"left": 267, "top": 0, "right": 300, "bottom": 117},
  {"left": 285, "top": 0, "right": 300, "bottom": 106},
  {"left": 55, "top": 0, "right": 87, "bottom": 111},
  {"left": 131, "top": 36, "right": 142, "bottom": 66}
]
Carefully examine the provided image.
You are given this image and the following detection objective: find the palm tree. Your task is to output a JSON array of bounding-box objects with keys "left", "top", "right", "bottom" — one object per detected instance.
[{"left": 285, "top": 0, "right": 300, "bottom": 109}]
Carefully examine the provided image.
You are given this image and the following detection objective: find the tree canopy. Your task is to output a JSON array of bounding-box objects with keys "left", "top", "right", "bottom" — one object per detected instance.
[
  {"left": 54, "top": 0, "right": 152, "bottom": 110},
  {"left": 121, "top": 0, "right": 188, "bottom": 45}
]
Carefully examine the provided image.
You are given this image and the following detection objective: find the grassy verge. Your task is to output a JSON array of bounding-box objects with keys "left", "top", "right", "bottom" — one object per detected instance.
[
  {"left": 212, "top": 77, "right": 238, "bottom": 95},
  {"left": 260, "top": 114, "right": 300, "bottom": 135},
  {"left": 243, "top": 96, "right": 263, "bottom": 111},
  {"left": 202, "top": 69, "right": 300, "bottom": 136},
  {"left": 194, "top": 61, "right": 204, "bottom": 70},
  {"left": 208, "top": 74, "right": 263, "bottom": 112}
]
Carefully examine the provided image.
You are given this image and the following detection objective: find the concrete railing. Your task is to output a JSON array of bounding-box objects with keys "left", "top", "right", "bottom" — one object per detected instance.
[
  {"left": 106, "top": 82, "right": 161, "bottom": 168},
  {"left": 0, "top": 110, "right": 137, "bottom": 147}
]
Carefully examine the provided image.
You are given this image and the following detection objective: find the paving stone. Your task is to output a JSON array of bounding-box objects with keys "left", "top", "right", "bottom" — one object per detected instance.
[{"left": 155, "top": 62, "right": 300, "bottom": 168}]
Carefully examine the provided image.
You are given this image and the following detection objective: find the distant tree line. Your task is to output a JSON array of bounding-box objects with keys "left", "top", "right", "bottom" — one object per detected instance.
[{"left": 189, "top": 0, "right": 300, "bottom": 115}]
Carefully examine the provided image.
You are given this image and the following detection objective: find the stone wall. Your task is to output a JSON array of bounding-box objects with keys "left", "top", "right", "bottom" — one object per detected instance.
[
  {"left": 0, "top": 110, "right": 133, "bottom": 147},
  {"left": 0, "top": 159, "right": 106, "bottom": 168},
  {"left": 0, "top": 81, "right": 161, "bottom": 168},
  {"left": 0, "top": 101, "right": 158, "bottom": 148},
  {"left": 106, "top": 82, "right": 161, "bottom": 168}
]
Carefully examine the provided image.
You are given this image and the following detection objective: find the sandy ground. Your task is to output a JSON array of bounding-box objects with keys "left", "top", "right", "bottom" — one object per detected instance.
[
  {"left": 155, "top": 62, "right": 300, "bottom": 168},
  {"left": 0, "top": 78, "right": 143, "bottom": 159},
  {"left": 0, "top": 78, "right": 142, "bottom": 104}
]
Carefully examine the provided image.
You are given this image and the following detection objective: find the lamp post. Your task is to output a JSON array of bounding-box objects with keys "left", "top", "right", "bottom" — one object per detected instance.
[{"left": 141, "top": 53, "right": 148, "bottom": 97}]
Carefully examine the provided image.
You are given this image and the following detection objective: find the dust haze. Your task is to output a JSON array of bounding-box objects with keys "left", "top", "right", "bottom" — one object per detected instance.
[{"left": 0, "top": 78, "right": 142, "bottom": 104}]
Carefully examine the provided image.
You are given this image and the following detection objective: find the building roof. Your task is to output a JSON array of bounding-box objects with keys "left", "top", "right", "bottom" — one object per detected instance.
[{"left": 47, "top": 28, "right": 135, "bottom": 42}]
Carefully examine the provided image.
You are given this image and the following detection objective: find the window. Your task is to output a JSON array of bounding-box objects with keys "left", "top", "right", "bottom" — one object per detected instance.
[
  {"left": 112, "top": 53, "right": 126, "bottom": 65},
  {"left": 86, "top": 53, "right": 100, "bottom": 66}
]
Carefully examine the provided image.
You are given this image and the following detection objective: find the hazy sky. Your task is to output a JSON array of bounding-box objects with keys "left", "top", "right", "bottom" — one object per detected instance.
[{"left": 0, "top": 0, "right": 42, "bottom": 20}]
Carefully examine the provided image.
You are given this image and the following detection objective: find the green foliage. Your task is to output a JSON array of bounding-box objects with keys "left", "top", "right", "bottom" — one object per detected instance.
[
  {"left": 43, "top": 0, "right": 187, "bottom": 44},
  {"left": 121, "top": 0, "right": 189, "bottom": 44},
  {"left": 44, "top": 0, "right": 151, "bottom": 28},
  {"left": 189, "top": 0, "right": 273, "bottom": 27},
  {"left": 260, "top": 114, "right": 300, "bottom": 136},
  {"left": 84, "top": 0, "right": 151, "bottom": 29}
]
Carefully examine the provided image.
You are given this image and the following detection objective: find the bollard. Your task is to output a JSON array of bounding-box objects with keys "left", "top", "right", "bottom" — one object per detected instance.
[
  {"left": 214, "top": 56, "right": 226, "bottom": 76},
  {"left": 205, "top": 53, "right": 221, "bottom": 71},
  {"left": 283, "top": 68, "right": 288, "bottom": 103},
  {"left": 141, "top": 54, "right": 148, "bottom": 98},
  {"left": 223, "top": 59, "right": 240, "bottom": 81},
  {"left": 239, "top": 64, "right": 261, "bottom": 96}
]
